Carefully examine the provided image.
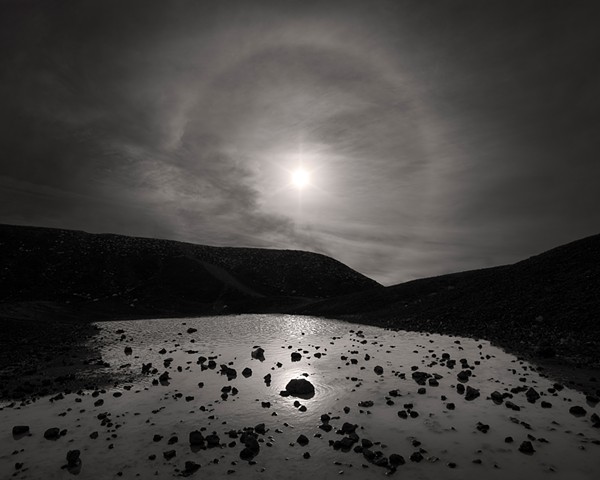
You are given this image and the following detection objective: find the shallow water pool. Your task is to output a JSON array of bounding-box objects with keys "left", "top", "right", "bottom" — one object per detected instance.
[{"left": 1, "top": 314, "right": 599, "bottom": 479}]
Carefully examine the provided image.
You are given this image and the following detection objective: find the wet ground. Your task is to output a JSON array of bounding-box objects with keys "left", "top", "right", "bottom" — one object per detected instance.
[{"left": 1, "top": 314, "right": 599, "bottom": 479}]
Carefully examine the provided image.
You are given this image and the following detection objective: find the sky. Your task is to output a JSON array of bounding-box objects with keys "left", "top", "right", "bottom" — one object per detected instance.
[{"left": 1, "top": 0, "right": 599, "bottom": 285}]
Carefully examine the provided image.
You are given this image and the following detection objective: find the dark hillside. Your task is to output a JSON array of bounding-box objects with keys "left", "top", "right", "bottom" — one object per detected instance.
[
  {"left": 0, "top": 224, "right": 381, "bottom": 320},
  {"left": 299, "top": 233, "right": 600, "bottom": 368}
]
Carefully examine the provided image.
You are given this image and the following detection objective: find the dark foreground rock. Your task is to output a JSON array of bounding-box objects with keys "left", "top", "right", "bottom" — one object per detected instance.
[{"left": 282, "top": 379, "right": 315, "bottom": 397}]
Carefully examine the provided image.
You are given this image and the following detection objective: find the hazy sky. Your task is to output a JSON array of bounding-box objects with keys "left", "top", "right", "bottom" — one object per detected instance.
[{"left": 2, "top": 0, "right": 599, "bottom": 285}]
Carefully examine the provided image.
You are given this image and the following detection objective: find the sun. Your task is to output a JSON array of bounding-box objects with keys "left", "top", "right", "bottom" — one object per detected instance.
[{"left": 292, "top": 168, "right": 310, "bottom": 189}]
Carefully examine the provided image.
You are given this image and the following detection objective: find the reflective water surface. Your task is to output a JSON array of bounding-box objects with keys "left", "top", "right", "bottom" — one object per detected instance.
[{"left": 1, "top": 314, "right": 599, "bottom": 479}]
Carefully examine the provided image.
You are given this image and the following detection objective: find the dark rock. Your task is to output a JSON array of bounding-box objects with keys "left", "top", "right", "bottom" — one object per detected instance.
[
  {"left": 361, "top": 439, "right": 373, "bottom": 449},
  {"left": 66, "top": 450, "right": 80, "bottom": 467},
  {"left": 255, "top": 423, "right": 266, "bottom": 435},
  {"left": 358, "top": 400, "right": 374, "bottom": 408},
  {"left": 586, "top": 395, "right": 599, "bottom": 406},
  {"left": 505, "top": 436, "right": 513, "bottom": 443},
  {"left": 505, "top": 401, "right": 521, "bottom": 411},
  {"left": 457, "top": 370, "right": 471, "bottom": 382},
  {"left": 303, "top": 452, "right": 311, "bottom": 459},
  {"left": 569, "top": 406, "right": 587, "bottom": 417},
  {"left": 220, "top": 365, "right": 237, "bottom": 380},
  {"left": 251, "top": 348, "right": 265, "bottom": 361},
  {"left": 339, "top": 436, "right": 357, "bottom": 450},
  {"left": 476, "top": 422, "right": 490, "bottom": 433},
  {"left": 284, "top": 379, "right": 315, "bottom": 397},
  {"left": 184, "top": 461, "right": 200, "bottom": 474},
  {"left": 374, "top": 366, "right": 384, "bottom": 375},
  {"left": 297, "top": 434, "right": 309, "bottom": 446},
  {"left": 412, "top": 371, "right": 430, "bottom": 385},
  {"left": 490, "top": 391, "right": 503, "bottom": 405},
  {"left": 526, "top": 387, "right": 540, "bottom": 403},
  {"left": 340, "top": 422, "right": 357, "bottom": 434},
  {"left": 518, "top": 441, "right": 535, "bottom": 454},
  {"left": 44, "top": 427, "right": 60, "bottom": 440},
  {"left": 465, "top": 386, "right": 480, "bottom": 401},
  {"left": 187, "top": 328, "right": 197, "bottom": 334},
  {"left": 389, "top": 453, "right": 405, "bottom": 466},
  {"left": 541, "top": 401, "right": 552, "bottom": 409},
  {"left": 12, "top": 426, "right": 29, "bottom": 436},
  {"left": 206, "top": 434, "right": 220, "bottom": 448},
  {"left": 163, "top": 450, "right": 176, "bottom": 460},
  {"left": 291, "top": 352, "right": 302, "bottom": 362},
  {"left": 410, "top": 451, "right": 424, "bottom": 462},
  {"left": 242, "top": 367, "right": 252, "bottom": 378},
  {"left": 456, "top": 384, "right": 465, "bottom": 395},
  {"left": 153, "top": 434, "right": 163, "bottom": 442}
]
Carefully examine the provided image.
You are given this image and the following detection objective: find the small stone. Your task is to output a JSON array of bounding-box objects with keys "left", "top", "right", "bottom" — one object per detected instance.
[
  {"left": 297, "top": 435, "right": 309, "bottom": 446},
  {"left": 374, "top": 366, "right": 384, "bottom": 375},
  {"left": 66, "top": 450, "right": 80, "bottom": 467},
  {"left": 410, "top": 451, "right": 423, "bottom": 463},
  {"left": 476, "top": 422, "right": 489, "bottom": 433},
  {"left": 251, "top": 348, "right": 265, "bottom": 361},
  {"left": 465, "top": 386, "right": 480, "bottom": 401},
  {"left": 184, "top": 461, "right": 200, "bottom": 474},
  {"left": 291, "top": 352, "right": 302, "bottom": 362},
  {"left": 12, "top": 426, "right": 29, "bottom": 436},
  {"left": 44, "top": 428, "right": 60, "bottom": 440},
  {"left": 518, "top": 441, "right": 535, "bottom": 454},
  {"left": 389, "top": 453, "right": 405, "bottom": 466},
  {"left": 163, "top": 450, "right": 176, "bottom": 460},
  {"left": 569, "top": 406, "right": 587, "bottom": 417}
]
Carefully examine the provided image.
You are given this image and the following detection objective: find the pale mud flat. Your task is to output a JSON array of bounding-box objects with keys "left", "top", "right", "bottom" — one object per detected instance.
[{"left": 1, "top": 314, "right": 599, "bottom": 479}]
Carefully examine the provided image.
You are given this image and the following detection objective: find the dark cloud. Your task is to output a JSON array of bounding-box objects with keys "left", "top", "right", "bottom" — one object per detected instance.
[{"left": 1, "top": 0, "right": 599, "bottom": 284}]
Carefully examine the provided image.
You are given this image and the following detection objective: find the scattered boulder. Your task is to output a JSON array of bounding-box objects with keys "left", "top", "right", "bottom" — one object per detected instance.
[
  {"left": 183, "top": 461, "right": 200, "bottom": 475},
  {"left": 526, "top": 387, "right": 540, "bottom": 403},
  {"left": 242, "top": 367, "right": 252, "bottom": 378},
  {"left": 490, "top": 391, "right": 503, "bottom": 405},
  {"left": 205, "top": 434, "right": 220, "bottom": 448},
  {"left": 465, "top": 386, "right": 480, "bottom": 401},
  {"left": 412, "top": 371, "right": 430, "bottom": 385},
  {"left": 283, "top": 379, "right": 315, "bottom": 397},
  {"left": 163, "top": 450, "right": 176, "bottom": 460},
  {"left": 12, "top": 426, "right": 29, "bottom": 436},
  {"left": 44, "top": 428, "right": 60, "bottom": 440},
  {"left": 218, "top": 365, "right": 236, "bottom": 380},
  {"left": 297, "top": 434, "right": 309, "bottom": 446},
  {"left": 374, "top": 366, "right": 384, "bottom": 375},
  {"left": 291, "top": 352, "right": 302, "bottom": 362},
  {"left": 66, "top": 450, "right": 81, "bottom": 468},
  {"left": 476, "top": 422, "right": 490, "bottom": 433},
  {"left": 569, "top": 406, "right": 587, "bottom": 417},
  {"left": 251, "top": 348, "right": 265, "bottom": 361},
  {"left": 518, "top": 441, "right": 535, "bottom": 454}
]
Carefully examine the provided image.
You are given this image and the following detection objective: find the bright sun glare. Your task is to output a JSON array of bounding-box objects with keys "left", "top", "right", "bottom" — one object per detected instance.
[{"left": 292, "top": 168, "right": 309, "bottom": 189}]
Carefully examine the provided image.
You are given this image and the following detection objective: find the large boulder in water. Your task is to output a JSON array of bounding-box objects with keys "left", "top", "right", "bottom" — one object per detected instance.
[{"left": 283, "top": 378, "right": 315, "bottom": 398}]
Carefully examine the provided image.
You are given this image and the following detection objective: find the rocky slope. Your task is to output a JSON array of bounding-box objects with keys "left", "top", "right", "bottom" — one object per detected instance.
[
  {"left": 0, "top": 223, "right": 380, "bottom": 320},
  {"left": 299, "top": 233, "right": 600, "bottom": 369}
]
